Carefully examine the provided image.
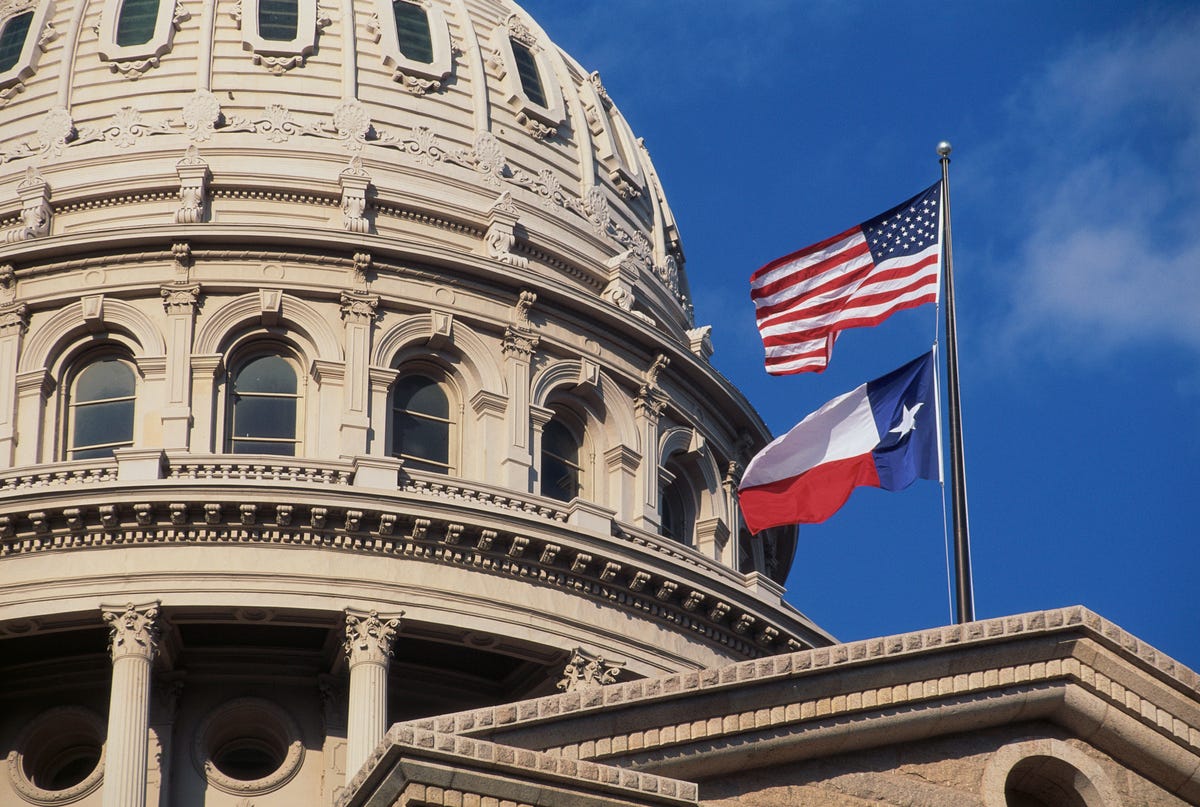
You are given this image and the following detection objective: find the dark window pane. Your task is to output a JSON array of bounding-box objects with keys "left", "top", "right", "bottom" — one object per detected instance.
[
  {"left": 115, "top": 0, "right": 159, "bottom": 46},
  {"left": 541, "top": 419, "right": 580, "bottom": 501},
  {"left": 257, "top": 0, "right": 298, "bottom": 41},
  {"left": 541, "top": 454, "right": 576, "bottom": 502},
  {"left": 660, "top": 477, "right": 691, "bottom": 544},
  {"left": 392, "top": 0, "right": 433, "bottom": 64},
  {"left": 542, "top": 420, "right": 577, "bottom": 465},
  {"left": 75, "top": 359, "right": 136, "bottom": 402},
  {"left": 394, "top": 375, "right": 448, "bottom": 419},
  {"left": 72, "top": 399, "right": 135, "bottom": 451},
  {"left": 232, "top": 395, "right": 296, "bottom": 439},
  {"left": 393, "top": 412, "right": 449, "bottom": 466},
  {"left": 230, "top": 439, "right": 295, "bottom": 456},
  {"left": 510, "top": 39, "right": 547, "bottom": 107},
  {"left": 234, "top": 355, "right": 297, "bottom": 394},
  {"left": 0, "top": 11, "right": 33, "bottom": 72}
]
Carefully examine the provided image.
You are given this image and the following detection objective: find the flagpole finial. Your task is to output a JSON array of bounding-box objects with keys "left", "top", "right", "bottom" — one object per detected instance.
[{"left": 937, "top": 141, "right": 952, "bottom": 157}]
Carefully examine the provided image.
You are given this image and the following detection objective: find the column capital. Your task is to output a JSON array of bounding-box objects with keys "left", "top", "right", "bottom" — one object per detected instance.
[
  {"left": 160, "top": 282, "right": 200, "bottom": 314},
  {"left": 343, "top": 608, "right": 403, "bottom": 666},
  {"left": 101, "top": 602, "right": 162, "bottom": 662}
]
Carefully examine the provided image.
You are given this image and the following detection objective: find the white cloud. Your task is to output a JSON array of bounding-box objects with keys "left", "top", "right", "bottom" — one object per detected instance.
[{"left": 991, "top": 9, "right": 1200, "bottom": 360}]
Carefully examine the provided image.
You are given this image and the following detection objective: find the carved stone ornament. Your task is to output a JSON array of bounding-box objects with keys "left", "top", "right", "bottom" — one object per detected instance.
[
  {"left": 161, "top": 283, "right": 199, "bottom": 314},
  {"left": 484, "top": 192, "right": 528, "bottom": 268},
  {"left": 339, "top": 290, "right": 379, "bottom": 323},
  {"left": 340, "top": 156, "right": 372, "bottom": 233},
  {"left": 36, "top": 107, "right": 76, "bottom": 157},
  {"left": 181, "top": 89, "right": 222, "bottom": 142},
  {"left": 343, "top": 609, "right": 402, "bottom": 665},
  {"left": 6, "top": 167, "right": 51, "bottom": 243},
  {"left": 102, "top": 602, "right": 162, "bottom": 661},
  {"left": 175, "top": 146, "right": 210, "bottom": 224},
  {"left": 0, "top": 302, "right": 28, "bottom": 334},
  {"left": 505, "top": 13, "right": 536, "bottom": 47},
  {"left": 332, "top": 98, "right": 371, "bottom": 151},
  {"left": 555, "top": 647, "right": 624, "bottom": 692}
]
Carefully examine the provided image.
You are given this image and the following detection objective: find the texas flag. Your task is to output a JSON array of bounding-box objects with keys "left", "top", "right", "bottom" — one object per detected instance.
[{"left": 738, "top": 352, "right": 939, "bottom": 532}]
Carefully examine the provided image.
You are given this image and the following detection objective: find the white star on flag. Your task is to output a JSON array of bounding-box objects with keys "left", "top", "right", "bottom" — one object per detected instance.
[{"left": 890, "top": 402, "right": 924, "bottom": 437}]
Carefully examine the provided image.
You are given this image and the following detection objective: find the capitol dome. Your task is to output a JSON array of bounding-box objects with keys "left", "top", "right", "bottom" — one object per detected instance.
[{"left": 0, "top": 1, "right": 831, "bottom": 805}]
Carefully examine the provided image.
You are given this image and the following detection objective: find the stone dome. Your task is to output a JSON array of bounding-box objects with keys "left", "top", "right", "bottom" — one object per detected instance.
[
  {"left": 0, "top": 0, "right": 691, "bottom": 333},
  {"left": 0, "top": 2, "right": 829, "bottom": 805}
]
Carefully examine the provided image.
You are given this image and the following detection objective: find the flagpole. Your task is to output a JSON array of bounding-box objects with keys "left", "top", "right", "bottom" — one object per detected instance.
[{"left": 938, "top": 141, "right": 975, "bottom": 624}]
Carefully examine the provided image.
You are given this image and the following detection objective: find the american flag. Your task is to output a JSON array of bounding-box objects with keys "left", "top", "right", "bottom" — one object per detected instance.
[{"left": 750, "top": 182, "right": 942, "bottom": 375}]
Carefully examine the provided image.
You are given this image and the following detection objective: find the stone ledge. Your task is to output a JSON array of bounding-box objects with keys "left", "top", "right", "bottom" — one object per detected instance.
[{"left": 338, "top": 725, "right": 698, "bottom": 807}]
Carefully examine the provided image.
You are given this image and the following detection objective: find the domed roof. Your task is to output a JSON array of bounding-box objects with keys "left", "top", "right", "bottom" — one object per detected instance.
[{"left": 0, "top": 0, "right": 692, "bottom": 334}]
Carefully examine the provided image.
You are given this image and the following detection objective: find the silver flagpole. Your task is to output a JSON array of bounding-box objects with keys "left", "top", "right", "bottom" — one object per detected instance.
[{"left": 938, "top": 141, "right": 975, "bottom": 624}]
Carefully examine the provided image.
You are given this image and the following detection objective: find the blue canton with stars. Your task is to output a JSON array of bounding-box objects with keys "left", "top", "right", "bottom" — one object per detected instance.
[{"left": 860, "top": 181, "right": 941, "bottom": 263}]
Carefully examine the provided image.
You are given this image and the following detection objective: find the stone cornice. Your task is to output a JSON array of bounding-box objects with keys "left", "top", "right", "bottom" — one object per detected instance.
[
  {"left": 401, "top": 607, "right": 1200, "bottom": 801},
  {"left": 340, "top": 723, "right": 698, "bottom": 807},
  {"left": 0, "top": 478, "right": 828, "bottom": 658}
]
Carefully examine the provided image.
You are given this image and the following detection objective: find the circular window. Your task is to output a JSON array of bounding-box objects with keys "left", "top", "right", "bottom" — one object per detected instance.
[
  {"left": 193, "top": 698, "right": 304, "bottom": 796},
  {"left": 6, "top": 707, "right": 105, "bottom": 805},
  {"left": 983, "top": 738, "right": 1119, "bottom": 807}
]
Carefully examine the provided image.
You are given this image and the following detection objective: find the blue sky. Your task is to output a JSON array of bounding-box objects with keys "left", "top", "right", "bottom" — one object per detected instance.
[{"left": 519, "top": 1, "right": 1200, "bottom": 671}]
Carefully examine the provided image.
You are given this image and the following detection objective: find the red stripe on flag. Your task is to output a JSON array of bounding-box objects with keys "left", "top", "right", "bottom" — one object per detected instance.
[
  {"left": 738, "top": 453, "right": 881, "bottom": 532},
  {"left": 749, "top": 225, "right": 862, "bottom": 284}
]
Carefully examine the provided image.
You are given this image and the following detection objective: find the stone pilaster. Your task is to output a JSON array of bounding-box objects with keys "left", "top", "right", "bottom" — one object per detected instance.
[
  {"left": 339, "top": 291, "right": 378, "bottom": 457},
  {"left": 635, "top": 357, "right": 669, "bottom": 530},
  {"left": 101, "top": 602, "right": 162, "bottom": 807},
  {"left": 159, "top": 283, "right": 199, "bottom": 448},
  {"left": 0, "top": 302, "right": 29, "bottom": 467},
  {"left": 343, "top": 608, "right": 402, "bottom": 780},
  {"left": 501, "top": 290, "right": 538, "bottom": 489}
]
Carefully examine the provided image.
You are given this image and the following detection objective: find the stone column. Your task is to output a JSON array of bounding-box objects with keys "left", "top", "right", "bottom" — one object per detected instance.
[
  {"left": 343, "top": 608, "right": 402, "bottom": 780},
  {"left": 101, "top": 602, "right": 162, "bottom": 807}
]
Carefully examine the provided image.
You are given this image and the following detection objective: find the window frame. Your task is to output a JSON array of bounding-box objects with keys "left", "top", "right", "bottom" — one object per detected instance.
[
  {"left": 490, "top": 15, "right": 565, "bottom": 136},
  {"left": 371, "top": 0, "right": 452, "bottom": 91},
  {"left": 96, "top": 0, "right": 181, "bottom": 67},
  {"left": 388, "top": 368, "right": 459, "bottom": 476},
  {"left": 0, "top": 0, "right": 54, "bottom": 91},
  {"left": 63, "top": 350, "right": 139, "bottom": 461},
  {"left": 224, "top": 346, "right": 305, "bottom": 457},
  {"left": 239, "top": 0, "right": 320, "bottom": 67}
]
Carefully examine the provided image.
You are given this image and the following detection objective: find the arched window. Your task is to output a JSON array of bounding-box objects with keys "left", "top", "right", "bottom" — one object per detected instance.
[
  {"left": 258, "top": 0, "right": 298, "bottom": 41},
  {"left": 541, "top": 417, "right": 582, "bottom": 502},
  {"left": 114, "top": 0, "right": 158, "bottom": 46},
  {"left": 659, "top": 471, "right": 694, "bottom": 545},
  {"left": 392, "top": 0, "right": 432, "bottom": 63},
  {"left": 0, "top": 10, "right": 33, "bottom": 72},
  {"left": 67, "top": 356, "right": 136, "bottom": 460},
  {"left": 391, "top": 373, "right": 452, "bottom": 474},
  {"left": 228, "top": 353, "right": 300, "bottom": 455}
]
